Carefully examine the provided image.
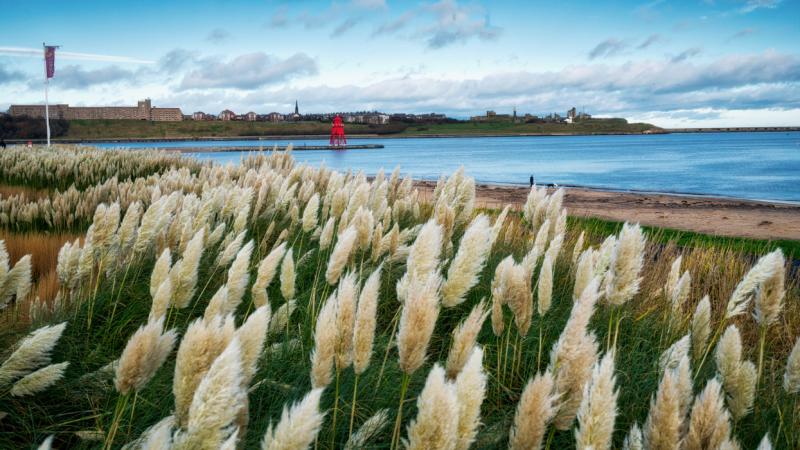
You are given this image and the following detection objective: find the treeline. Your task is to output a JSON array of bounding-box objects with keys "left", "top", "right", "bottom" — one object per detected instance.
[{"left": 0, "top": 115, "right": 70, "bottom": 139}]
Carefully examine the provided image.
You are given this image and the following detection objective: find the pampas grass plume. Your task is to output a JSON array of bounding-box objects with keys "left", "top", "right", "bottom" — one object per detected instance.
[
  {"left": 326, "top": 226, "right": 357, "bottom": 285},
  {"left": 225, "top": 240, "right": 254, "bottom": 309},
  {"left": 173, "top": 315, "right": 235, "bottom": 427},
  {"left": 10, "top": 361, "right": 69, "bottom": 397},
  {"left": 302, "top": 193, "right": 320, "bottom": 233},
  {"left": 441, "top": 215, "right": 492, "bottom": 307},
  {"left": 344, "top": 409, "right": 390, "bottom": 450},
  {"left": 691, "top": 295, "right": 711, "bottom": 362},
  {"left": 784, "top": 335, "right": 800, "bottom": 393},
  {"left": 445, "top": 300, "right": 488, "bottom": 379},
  {"left": 643, "top": 366, "right": 682, "bottom": 450},
  {"left": 622, "top": 423, "right": 643, "bottom": 450},
  {"left": 319, "top": 217, "right": 336, "bottom": 251},
  {"left": 269, "top": 300, "right": 297, "bottom": 336},
  {"left": 280, "top": 248, "right": 296, "bottom": 300},
  {"left": 311, "top": 293, "right": 338, "bottom": 388},
  {"left": 725, "top": 249, "right": 783, "bottom": 319},
  {"left": 172, "top": 228, "right": 205, "bottom": 308},
  {"left": 537, "top": 253, "right": 553, "bottom": 316},
  {"left": 174, "top": 338, "right": 245, "bottom": 449},
  {"left": 0, "top": 322, "right": 67, "bottom": 385},
  {"left": 509, "top": 370, "right": 558, "bottom": 450},
  {"left": 397, "top": 272, "right": 441, "bottom": 374},
  {"left": 335, "top": 271, "right": 358, "bottom": 369},
  {"left": 575, "top": 351, "right": 618, "bottom": 450},
  {"left": 684, "top": 378, "right": 731, "bottom": 450},
  {"left": 261, "top": 388, "right": 326, "bottom": 450},
  {"left": 150, "top": 248, "right": 172, "bottom": 298},
  {"left": 605, "top": 222, "right": 646, "bottom": 306},
  {"left": 251, "top": 242, "right": 287, "bottom": 308},
  {"left": 236, "top": 306, "right": 271, "bottom": 385},
  {"left": 454, "top": 346, "right": 487, "bottom": 450},
  {"left": 353, "top": 264, "right": 382, "bottom": 374},
  {"left": 404, "top": 364, "right": 458, "bottom": 450},
  {"left": 715, "top": 325, "right": 756, "bottom": 419},
  {"left": 114, "top": 317, "right": 177, "bottom": 394}
]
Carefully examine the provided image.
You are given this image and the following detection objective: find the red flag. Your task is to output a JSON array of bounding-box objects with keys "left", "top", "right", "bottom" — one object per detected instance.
[{"left": 44, "top": 46, "right": 56, "bottom": 78}]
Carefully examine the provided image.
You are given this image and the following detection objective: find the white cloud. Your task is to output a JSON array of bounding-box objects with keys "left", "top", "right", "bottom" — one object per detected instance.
[{"left": 179, "top": 52, "right": 318, "bottom": 90}]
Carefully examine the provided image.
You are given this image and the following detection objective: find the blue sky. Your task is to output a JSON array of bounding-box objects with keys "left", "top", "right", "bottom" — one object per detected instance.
[{"left": 1, "top": 0, "right": 799, "bottom": 126}]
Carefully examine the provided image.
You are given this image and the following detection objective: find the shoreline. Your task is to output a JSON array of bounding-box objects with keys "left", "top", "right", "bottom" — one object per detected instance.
[{"left": 413, "top": 180, "right": 800, "bottom": 241}]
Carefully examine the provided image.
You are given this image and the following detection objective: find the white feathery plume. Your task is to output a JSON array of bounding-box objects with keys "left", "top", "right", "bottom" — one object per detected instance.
[
  {"left": 150, "top": 248, "right": 172, "bottom": 299},
  {"left": 251, "top": 242, "right": 287, "bottom": 308},
  {"left": 441, "top": 215, "right": 493, "bottom": 307},
  {"left": 10, "top": 361, "right": 69, "bottom": 397},
  {"left": 575, "top": 351, "right": 618, "bottom": 450},
  {"left": 280, "top": 248, "right": 295, "bottom": 301},
  {"left": 604, "top": 222, "right": 646, "bottom": 306},
  {"left": 302, "top": 193, "right": 320, "bottom": 233},
  {"left": 344, "top": 409, "right": 390, "bottom": 450},
  {"left": 261, "top": 388, "right": 326, "bottom": 450},
  {"left": 225, "top": 240, "right": 254, "bottom": 310},
  {"left": 784, "top": 335, "right": 800, "bottom": 393},
  {"left": 326, "top": 226, "right": 357, "bottom": 285},
  {"left": 691, "top": 296, "right": 711, "bottom": 362},
  {"left": 537, "top": 253, "right": 554, "bottom": 316},
  {"left": 0, "top": 322, "right": 67, "bottom": 385},
  {"left": 404, "top": 364, "right": 459, "bottom": 450},
  {"left": 454, "top": 346, "right": 487, "bottom": 450},
  {"left": 509, "top": 370, "right": 558, "bottom": 450},
  {"left": 353, "top": 264, "right": 382, "bottom": 374},
  {"left": 445, "top": 300, "right": 488, "bottom": 379},
  {"left": 725, "top": 249, "right": 784, "bottom": 319},
  {"left": 114, "top": 317, "right": 177, "bottom": 394}
]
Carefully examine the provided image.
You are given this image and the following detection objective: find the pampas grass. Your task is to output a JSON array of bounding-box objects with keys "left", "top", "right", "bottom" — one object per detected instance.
[
  {"left": 604, "top": 222, "right": 646, "bottom": 306},
  {"left": 326, "top": 226, "right": 356, "bottom": 285},
  {"left": 575, "top": 351, "right": 618, "bottom": 450},
  {"left": 550, "top": 277, "right": 600, "bottom": 430},
  {"left": 261, "top": 388, "right": 325, "bottom": 450},
  {"left": 9, "top": 361, "right": 69, "bottom": 397},
  {"left": 173, "top": 338, "right": 246, "bottom": 450},
  {"left": 453, "top": 346, "right": 486, "bottom": 450},
  {"left": 225, "top": 240, "right": 254, "bottom": 309},
  {"left": 715, "top": 325, "right": 756, "bottom": 420},
  {"left": 537, "top": 253, "right": 553, "bottom": 316},
  {"left": 509, "top": 370, "right": 558, "bottom": 450},
  {"left": 251, "top": 242, "right": 286, "bottom": 308},
  {"left": 311, "top": 293, "right": 338, "bottom": 389},
  {"left": 784, "top": 336, "right": 800, "bottom": 393},
  {"left": 445, "top": 300, "right": 488, "bottom": 379},
  {"left": 643, "top": 365, "right": 682, "bottom": 450},
  {"left": 114, "top": 317, "right": 177, "bottom": 394},
  {"left": 280, "top": 248, "right": 296, "bottom": 301},
  {"left": 684, "top": 378, "right": 731, "bottom": 450},
  {"left": 403, "top": 364, "right": 458, "bottom": 450},
  {"left": 441, "top": 214, "right": 492, "bottom": 307},
  {"left": 353, "top": 264, "right": 382, "bottom": 374},
  {"left": 345, "top": 409, "right": 389, "bottom": 450},
  {"left": 0, "top": 322, "right": 67, "bottom": 385},
  {"left": 397, "top": 271, "right": 441, "bottom": 375}
]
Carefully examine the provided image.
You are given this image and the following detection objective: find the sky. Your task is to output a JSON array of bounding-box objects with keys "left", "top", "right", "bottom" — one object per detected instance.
[{"left": 1, "top": 0, "right": 799, "bottom": 127}]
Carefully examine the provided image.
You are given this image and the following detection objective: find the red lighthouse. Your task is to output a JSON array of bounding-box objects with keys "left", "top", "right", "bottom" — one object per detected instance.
[{"left": 330, "top": 115, "right": 347, "bottom": 148}]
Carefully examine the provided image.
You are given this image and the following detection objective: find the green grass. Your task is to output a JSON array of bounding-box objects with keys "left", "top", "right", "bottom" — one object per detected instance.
[
  {"left": 0, "top": 150, "right": 797, "bottom": 449},
  {"left": 50, "top": 118, "right": 659, "bottom": 141},
  {"left": 398, "top": 118, "right": 660, "bottom": 136}
]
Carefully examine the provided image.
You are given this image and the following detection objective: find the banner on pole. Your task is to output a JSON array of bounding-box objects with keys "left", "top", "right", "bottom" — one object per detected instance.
[{"left": 44, "top": 45, "right": 56, "bottom": 78}]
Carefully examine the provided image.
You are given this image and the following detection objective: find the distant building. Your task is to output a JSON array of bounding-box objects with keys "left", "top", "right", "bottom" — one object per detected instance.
[
  {"left": 9, "top": 99, "right": 182, "bottom": 121},
  {"left": 219, "top": 109, "right": 236, "bottom": 121},
  {"left": 291, "top": 100, "right": 301, "bottom": 120},
  {"left": 192, "top": 111, "right": 208, "bottom": 120},
  {"left": 266, "top": 112, "right": 284, "bottom": 122},
  {"left": 245, "top": 111, "right": 257, "bottom": 121}
]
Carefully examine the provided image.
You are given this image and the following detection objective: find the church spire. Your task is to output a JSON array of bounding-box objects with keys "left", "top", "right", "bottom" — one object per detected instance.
[{"left": 295, "top": 100, "right": 299, "bottom": 115}]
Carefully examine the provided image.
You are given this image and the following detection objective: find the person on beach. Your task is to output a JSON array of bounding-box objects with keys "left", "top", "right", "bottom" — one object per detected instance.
[{"left": 529, "top": 174, "right": 535, "bottom": 187}]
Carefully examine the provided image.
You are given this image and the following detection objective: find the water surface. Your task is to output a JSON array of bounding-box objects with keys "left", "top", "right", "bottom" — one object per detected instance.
[{"left": 95, "top": 132, "right": 800, "bottom": 202}]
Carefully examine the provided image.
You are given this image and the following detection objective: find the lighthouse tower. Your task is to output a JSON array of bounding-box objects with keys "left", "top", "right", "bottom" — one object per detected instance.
[{"left": 330, "top": 115, "right": 347, "bottom": 148}]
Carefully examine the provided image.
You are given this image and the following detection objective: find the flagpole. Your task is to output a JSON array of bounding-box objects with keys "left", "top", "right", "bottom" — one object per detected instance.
[{"left": 43, "top": 42, "right": 51, "bottom": 147}]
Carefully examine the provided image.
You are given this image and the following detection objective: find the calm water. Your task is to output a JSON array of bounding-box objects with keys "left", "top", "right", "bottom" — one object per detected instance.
[{"left": 96, "top": 132, "right": 800, "bottom": 202}]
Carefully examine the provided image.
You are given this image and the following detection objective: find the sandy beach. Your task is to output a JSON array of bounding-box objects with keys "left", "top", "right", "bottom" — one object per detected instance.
[{"left": 414, "top": 180, "right": 800, "bottom": 241}]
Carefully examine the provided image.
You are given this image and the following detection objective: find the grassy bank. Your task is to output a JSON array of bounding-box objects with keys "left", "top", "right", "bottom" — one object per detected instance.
[
  {"left": 19, "top": 118, "right": 661, "bottom": 141},
  {"left": 399, "top": 118, "right": 660, "bottom": 136},
  {"left": 0, "top": 146, "right": 796, "bottom": 449}
]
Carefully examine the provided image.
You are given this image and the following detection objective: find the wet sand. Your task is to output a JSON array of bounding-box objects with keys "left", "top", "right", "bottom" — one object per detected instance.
[{"left": 414, "top": 181, "right": 800, "bottom": 241}]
